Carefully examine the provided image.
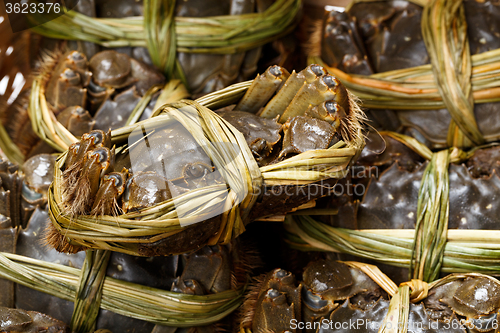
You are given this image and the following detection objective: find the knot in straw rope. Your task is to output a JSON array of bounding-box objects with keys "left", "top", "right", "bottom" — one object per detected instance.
[
  {"left": 154, "top": 100, "right": 263, "bottom": 243},
  {"left": 410, "top": 149, "right": 450, "bottom": 282},
  {"left": 400, "top": 279, "right": 429, "bottom": 303},
  {"left": 144, "top": 0, "right": 179, "bottom": 81},
  {"left": 422, "top": 0, "right": 484, "bottom": 147}
]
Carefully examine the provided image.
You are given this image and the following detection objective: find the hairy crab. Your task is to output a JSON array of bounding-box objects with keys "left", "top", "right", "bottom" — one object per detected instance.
[
  {"left": 241, "top": 258, "right": 500, "bottom": 333},
  {"left": 51, "top": 63, "right": 361, "bottom": 255},
  {"left": 0, "top": 155, "right": 256, "bottom": 333},
  {"left": 318, "top": 0, "right": 500, "bottom": 147},
  {"left": 240, "top": 259, "right": 386, "bottom": 333},
  {"left": 310, "top": 132, "right": 500, "bottom": 283}
]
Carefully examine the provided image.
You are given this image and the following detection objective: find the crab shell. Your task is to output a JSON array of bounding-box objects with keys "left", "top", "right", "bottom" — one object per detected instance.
[
  {"left": 217, "top": 110, "right": 282, "bottom": 163},
  {"left": 0, "top": 306, "right": 69, "bottom": 333}
]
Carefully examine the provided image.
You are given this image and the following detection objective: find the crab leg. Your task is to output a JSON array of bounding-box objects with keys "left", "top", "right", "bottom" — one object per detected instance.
[
  {"left": 235, "top": 65, "right": 289, "bottom": 113},
  {"left": 91, "top": 170, "right": 128, "bottom": 216},
  {"left": 305, "top": 100, "right": 347, "bottom": 130},
  {"left": 259, "top": 64, "right": 327, "bottom": 119},
  {"left": 279, "top": 74, "right": 348, "bottom": 123}
]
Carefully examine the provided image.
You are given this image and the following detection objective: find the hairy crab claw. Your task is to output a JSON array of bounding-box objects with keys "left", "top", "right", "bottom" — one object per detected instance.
[
  {"left": 253, "top": 288, "right": 295, "bottom": 333},
  {"left": 64, "top": 146, "right": 114, "bottom": 216},
  {"left": 235, "top": 65, "right": 290, "bottom": 114},
  {"left": 45, "top": 51, "right": 91, "bottom": 111},
  {"left": 91, "top": 170, "right": 128, "bottom": 216},
  {"left": 305, "top": 100, "right": 347, "bottom": 130},
  {"left": 259, "top": 64, "right": 327, "bottom": 119},
  {"left": 279, "top": 74, "right": 348, "bottom": 123},
  {"left": 224, "top": 65, "right": 353, "bottom": 166}
]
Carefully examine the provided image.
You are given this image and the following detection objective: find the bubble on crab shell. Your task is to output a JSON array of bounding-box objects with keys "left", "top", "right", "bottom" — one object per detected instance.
[
  {"left": 267, "top": 288, "right": 280, "bottom": 299},
  {"left": 127, "top": 103, "right": 248, "bottom": 227},
  {"left": 22, "top": 154, "right": 56, "bottom": 193},
  {"left": 303, "top": 288, "right": 329, "bottom": 310}
]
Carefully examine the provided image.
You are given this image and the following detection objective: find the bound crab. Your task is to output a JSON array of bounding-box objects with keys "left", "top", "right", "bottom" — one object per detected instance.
[
  {"left": 49, "top": 63, "right": 363, "bottom": 256},
  {"left": 0, "top": 156, "right": 257, "bottom": 333},
  {"left": 241, "top": 258, "right": 500, "bottom": 333}
]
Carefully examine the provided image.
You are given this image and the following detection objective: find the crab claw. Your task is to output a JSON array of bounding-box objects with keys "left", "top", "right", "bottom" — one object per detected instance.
[
  {"left": 253, "top": 288, "right": 297, "bottom": 333},
  {"left": 57, "top": 106, "right": 95, "bottom": 137},
  {"left": 260, "top": 64, "right": 327, "bottom": 119},
  {"left": 305, "top": 100, "right": 347, "bottom": 130},
  {"left": 91, "top": 170, "right": 128, "bottom": 216},
  {"left": 280, "top": 74, "right": 348, "bottom": 123},
  {"left": 68, "top": 147, "right": 115, "bottom": 215},
  {"left": 235, "top": 65, "right": 290, "bottom": 114}
]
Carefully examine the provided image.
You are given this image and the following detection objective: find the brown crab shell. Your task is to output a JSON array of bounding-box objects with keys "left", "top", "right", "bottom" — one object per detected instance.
[{"left": 0, "top": 306, "right": 70, "bottom": 333}]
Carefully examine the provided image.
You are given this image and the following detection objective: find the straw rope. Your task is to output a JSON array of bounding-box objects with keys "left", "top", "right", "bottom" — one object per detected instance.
[
  {"left": 0, "top": 251, "right": 244, "bottom": 327},
  {"left": 28, "top": 0, "right": 301, "bottom": 82},
  {"left": 421, "top": 0, "right": 482, "bottom": 147},
  {"left": 70, "top": 250, "right": 110, "bottom": 333},
  {"left": 410, "top": 150, "right": 450, "bottom": 282},
  {"left": 47, "top": 79, "right": 364, "bottom": 255}
]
